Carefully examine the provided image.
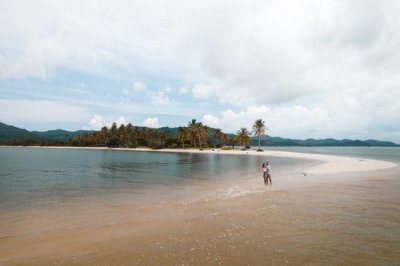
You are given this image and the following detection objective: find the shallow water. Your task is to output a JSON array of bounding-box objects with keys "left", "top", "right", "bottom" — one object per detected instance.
[
  {"left": 0, "top": 147, "right": 311, "bottom": 211},
  {"left": 0, "top": 146, "right": 399, "bottom": 265}
]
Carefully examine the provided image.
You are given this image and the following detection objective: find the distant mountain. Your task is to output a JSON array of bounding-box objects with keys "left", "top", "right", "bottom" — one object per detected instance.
[
  {"left": 158, "top": 127, "right": 178, "bottom": 137},
  {"left": 0, "top": 122, "right": 40, "bottom": 142},
  {"left": 32, "top": 129, "right": 94, "bottom": 141},
  {"left": 249, "top": 135, "right": 399, "bottom": 147},
  {"left": 0, "top": 121, "right": 398, "bottom": 147},
  {"left": 0, "top": 122, "right": 93, "bottom": 145}
]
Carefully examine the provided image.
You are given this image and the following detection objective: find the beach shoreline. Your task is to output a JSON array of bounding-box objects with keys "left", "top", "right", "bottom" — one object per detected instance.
[
  {"left": 3, "top": 145, "right": 397, "bottom": 175},
  {"left": 1, "top": 146, "right": 399, "bottom": 265}
]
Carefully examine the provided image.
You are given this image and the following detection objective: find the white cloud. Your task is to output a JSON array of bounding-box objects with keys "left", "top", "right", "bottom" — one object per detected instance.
[
  {"left": 178, "top": 86, "right": 189, "bottom": 94},
  {"left": 85, "top": 115, "right": 129, "bottom": 130},
  {"left": 88, "top": 114, "right": 106, "bottom": 130},
  {"left": 151, "top": 90, "right": 174, "bottom": 105},
  {"left": 132, "top": 82, "right": 147, "bottom": 92},
  {"left": 115, "top": 116, "right": 128, "bottom": 127},
  {"left": 202, "top": 114, "right": 220, "bottom": 128},
  {"left": 192, "top": 84, "right": 214, "bottom": 99},
  {"left": 120, "top": 81, "right": 181, "bottom": 106},
  {"left": 1, "top": 0, "right": 400, "bottom": 141},
  {"left": 143, "top": 117, "right": 159, "bottom": 128},
  {"left": 212, "top": 94, "right": 400, "bottom": 141},
  {"left": 0, "top": 99, "right": 87, "bottom": 123}
]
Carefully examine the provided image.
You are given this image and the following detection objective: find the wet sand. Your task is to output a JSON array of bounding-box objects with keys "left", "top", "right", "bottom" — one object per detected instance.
[{"left": 0, "top": 148, "right": 399, "bottom": 265}]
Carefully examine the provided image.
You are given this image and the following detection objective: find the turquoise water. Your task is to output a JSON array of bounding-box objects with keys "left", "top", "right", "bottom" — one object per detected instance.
[{"left": 0, "top": 147, "right": 309, "bottom": 211}]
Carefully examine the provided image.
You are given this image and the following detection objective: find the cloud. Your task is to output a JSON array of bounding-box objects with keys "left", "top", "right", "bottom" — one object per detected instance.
[
  {"left": 0, "top": 99, "right": 87, "bottom": 123},
  {"left": 88, "top": 115, "right": 106, "bottom": 130},
  {"left": 1, "top": 0, "right": 400, "bottom": 141},
  {"left": 220, "top": 105, "right": 331, "bottom": 138},
  {"left": 178, "top": 86, "right": 189, "bottom": 94},
  {"left": 115, "top": 116, "right": 128, "bottom": 127},
  {"left": 132, "top": 82, "right": 147, "bottom": 92},
  {"left": 120, "top": 81, "right": 182, "bottom": 106},
  {"left": 192, "top": 84, "right": 214, "bottom": 99},
  {"left": 143, "top": 117, "right": 159, "bottom": 128},
  {"left": 151, "top": 90, "right": 174, "bottom": 105},
  {"left": 202, "top": 114, "right": 220, "bottom": 128},
  {"left": 210, "top": 94, "right": 400, "bottom": 141},
  {"left": 85, "top": 115, "right": 129, "bottom": 130}
]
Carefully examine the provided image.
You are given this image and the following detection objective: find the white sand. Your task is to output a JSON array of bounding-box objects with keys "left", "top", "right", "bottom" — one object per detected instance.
[
  {"left": 133, "top": 148, "right": 397, "bottom": 174},
  {"left": 19, "top": 146, "right": 397, "bottom": 175}
]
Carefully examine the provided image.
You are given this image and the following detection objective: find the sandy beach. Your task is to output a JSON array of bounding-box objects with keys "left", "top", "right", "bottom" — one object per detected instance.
[{"left": 0, "top": 146, "right": 399, "bottom": 265}]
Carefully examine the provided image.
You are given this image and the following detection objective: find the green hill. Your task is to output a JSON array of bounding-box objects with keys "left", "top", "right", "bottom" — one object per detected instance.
[
  {"left": 0, "top": 122, "right": 42, "bottom": 144},
  {"left": 249, "top": 135, "right": 399, "bottom": 147},
  {"left": 0, "top": 122, "right": 93, "bottom": 145},
  {"left": 32, "top": 129, "right": 94, "bottom": 141}
]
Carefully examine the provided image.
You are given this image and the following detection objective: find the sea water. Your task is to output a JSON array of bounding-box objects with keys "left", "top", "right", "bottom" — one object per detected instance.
[
  {"left": 0, "top": 146, "right": 311, "bottom": 211},
  {"left": 1, "top": 146, "right": 400, "bottom": 264}
]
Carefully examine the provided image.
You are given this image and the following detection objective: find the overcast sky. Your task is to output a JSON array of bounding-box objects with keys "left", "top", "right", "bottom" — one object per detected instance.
[{"left": 1, "top": 0, "right": 400, "bottom": 142}]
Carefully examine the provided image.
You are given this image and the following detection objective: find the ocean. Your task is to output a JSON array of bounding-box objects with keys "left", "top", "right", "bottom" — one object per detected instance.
[
  {"left": 0, "top": 146, "right": 399, "bottom": 265},
  {"left": 0, "top": 146, "right": 312, "bottom": 211}
]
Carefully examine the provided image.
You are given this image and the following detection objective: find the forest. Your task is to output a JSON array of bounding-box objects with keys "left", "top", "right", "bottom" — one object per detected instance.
[{"left": 69, "top": 118, "right": 265, "bottom": 150}]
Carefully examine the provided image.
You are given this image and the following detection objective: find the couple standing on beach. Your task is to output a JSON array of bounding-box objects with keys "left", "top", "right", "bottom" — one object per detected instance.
[{"left": 262, "top": 161, "right": 272, "bottom": 185}]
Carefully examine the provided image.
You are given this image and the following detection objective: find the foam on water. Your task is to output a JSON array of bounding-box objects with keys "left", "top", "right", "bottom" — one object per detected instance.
[{"left": 223, "top": 185, "right": 252, "bottom": 198}]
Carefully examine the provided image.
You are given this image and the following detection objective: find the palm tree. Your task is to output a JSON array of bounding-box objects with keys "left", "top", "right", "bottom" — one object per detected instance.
[
  {"left": 118, "top": 124, "right": 126, "bottom": 146},
  {"left": 252, "top": 119, "right": 266, "bottom": 151},
  {"left": 188, "top": 119, "right": 198, "bottom": 147},
  {"left": 125, "top": 123, "right": 134, "bottom": 146},
  {"left": 197, "top": 123, "right": 208, "bottom": 149},
  {"left": 100, "top": 126, "right": 108, "bottom": 146},
  {"left": 214, "top": 128, "right": 225, "bottom": 148},
  {"left": 110, "top": 122, "right": 118, "bottom": 138},
  {"left": 236, "top": 128, "right": 251, "bottom": 150},
  {"left": 228, "top": 135, "right": 238, "bottom": 148},
  {"left": 203, "top": 124, "right": 209, "bottom": 148},
  {"left": 176, "top": 127, "right": 190, "bottom": 148}
]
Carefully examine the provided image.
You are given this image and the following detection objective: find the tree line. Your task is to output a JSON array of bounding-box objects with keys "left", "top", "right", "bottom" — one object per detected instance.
[{"left": 71, "top": 118, "right": 267, "bottom": 150}]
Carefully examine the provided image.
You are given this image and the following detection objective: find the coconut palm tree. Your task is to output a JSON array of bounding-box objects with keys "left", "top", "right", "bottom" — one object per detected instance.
[
  {"left": 100, "top": 126, "right": 108, "bottom": 146},
  {"left": 252, "top": 119, "right": 266, "bottom": 151},
  {"left": 176, "top": 127, "right": 189, "bottom": 148},
  {"left": 236, "top": 128, "right": 251, "bottom": 150},
  {"left": 118, "top": 124, "right": 126, "bottom": 146},
  {"left": 125, "top": 123, "right": 134, "bottom": 146},
  {"left": 197, "top": 123, "right": 208, "bottom": 149},
  {"left": 214, "top": 128, "right": 225, "bottom": 148},
  {"left": 188, "top": 119, "right": 198, "bottom": 147},
  {"left": 110, "top": 122, "right": 118, "bottom": 138}
]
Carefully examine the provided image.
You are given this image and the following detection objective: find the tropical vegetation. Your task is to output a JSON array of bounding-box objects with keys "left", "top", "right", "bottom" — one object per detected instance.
[
  {"left": 2, "top": 121, "right": 399, "bottom": 147},
  {"left": 236, "top": 127, "right": 251, "bottom": 149},
  {"left": 252, "top": 119, "right": 267, "bottom": 151},
  {"left": 0, "top": 119, "right": 271, "bottom": 150}
]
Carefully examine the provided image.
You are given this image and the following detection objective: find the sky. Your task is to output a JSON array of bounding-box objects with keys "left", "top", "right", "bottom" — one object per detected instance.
[{"left": 1, "top": 0, "right": 400, "bottom": 142}]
